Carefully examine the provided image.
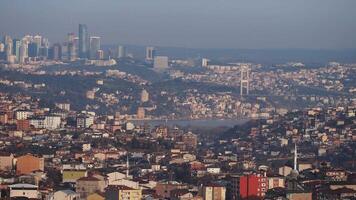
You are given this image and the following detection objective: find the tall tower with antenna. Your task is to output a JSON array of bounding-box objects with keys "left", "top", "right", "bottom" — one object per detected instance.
[{"left": 240, "top": 65, "right": 250, "bottom": 96}]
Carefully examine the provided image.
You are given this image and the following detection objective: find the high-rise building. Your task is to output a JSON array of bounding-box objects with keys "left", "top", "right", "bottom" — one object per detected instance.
[
  {"left": 67, "top": 33, "right": 77, "bottom": 61},
  {"left": 12, "top": 39, "right": 21, "bottom": 61},
  {"left": 79, "top": 24, "right": 89, "bottom": 59},
  {"left": 41, "top": 37, "right": 50, "bottom": 58},
  {"left": 117, "top": 45, "right": 126, "bottom": 59},
  {"left": 239, "top": 173, "right": 268, "bottom": 199},
  {"left": 4, "top": 36, "right": 13, "bottom": 63},
  {"left": 67, "top": 33, "right": 75, "bottom": 43},
  {"left": 0, "top": 43, "right": 4, "bottom": 60},
  {"left": 19, "top": 43, "right": 28, "bottom": 64},
  {"left": 202, "top": 58, "right": 209, "bottom": 67},
  {"left": 33, "top": 35, "right": 42, "bottom": 48},
  {"left": 50, "top": 43, "right": 62, "bottom": 61},
  {"left": 145, "top": 47, "right": 155, "bottom": 61},
  {"left": 28, "top": 43, "right": 39, "bottom": 58},
  {"left": 90, "top": 36, "right": 101, "bottom": 59},
  {"left": 0, "top": 43, "right": 4, "bottom": 52},
  {"left": 153, "top": 56, "right": 169, "bottom": 70},
  {"left": 96, "top": 50, "right": 104, "bottom": 60}
]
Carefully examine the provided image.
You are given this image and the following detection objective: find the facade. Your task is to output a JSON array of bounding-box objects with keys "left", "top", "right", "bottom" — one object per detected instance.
[
  {"left": 145, "top": 46, "right": 155, "bottom": 61},
  {"left": 117, "top": 45, "right": 126, "bottom": 58},
  {"left": 203, "top": 184, "right": 226, "bottom": 200},
  {"left": 44, "top": 116, "right": 61, "bottom": 130},
  {"left": 12, "top": 39, "right": 21, "bottom": 61},
  {"left": 75, "top": 176, "right": 106, "bottom": 199},
  {"left": 153, "top": 56, "right": 169, "bottom": 70},
  {"left": 96, "top": 49, "right": 104, "bottom": 60},
  {"left": 19, "top": 43, "right": 28, "bottom": 64},
  {"left": 9, "top": 183, "right": 39, "bottom": 199},
  {"left": 87, "top": 193, "right": 105, "bottom": 200},
  {"left": 155, "top": 182, "right": 188, "bottom": 199},
  {"left": 0, "top": 112, "right": 8, "bottom": 124},
  {"left": 268, "top": 176, "right": 285, "bottom": 189},
  {"left": 77, "top": 115, "right": 94, "bottom": 128},
  {"left": 0, "top": 153, "right": 14, "bottom": 171},
  {"left": 239, "top": 174, "right": 268, "bottom": 199},
  {"left": 16, "top": 154, "right": 44, "bottom": 175},
  {"left": 181, "top": 132, "right": 198, "bottom": 149},
  {"left": 52, "top": 190, "right": 80, "bottom": 200},
  {"left": 226, "top": 175, "right": 241, "bottom": 200},
  {"left": 16, "top": 110, "right": 31, "bottom": 120},
  {"left": 79, "top": 24, "right": 89, "bottom": 59},
  {"left": 105, "top": 185, "right": 142, "bottom": 200},
  {"left": 62, "top": 170, "right": 88, "bottom": 183},
  {"left": 51, "top": 43, "right": 62, "bottom": 60},
  {"left": 90, "top": 36, "right": 101, "bottom": 59},
  {"left": 17, "top": 119, "right": 31, "bottom": 131},
  {"left": 286, "top": 192, "right": 312, "bottom": 200}
]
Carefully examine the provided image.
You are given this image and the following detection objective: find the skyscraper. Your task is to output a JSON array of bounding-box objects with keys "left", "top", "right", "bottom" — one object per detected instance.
[
  {"left": 12, "top": 39, "right": 21, "bottom": 62},
  {"left": 4, "top": 36, "right": 13, "bottom": 62},
  {"left": 28, "top": 42, "right": 39, "bottom": 58},
  {"left": 67, "top": 33, "right": 76, "bottom": 61},
  {"left": 51, "top": 43, "right": 62, "bottom": 61},
  {"left": 79, "top": 24, "right": 89, "bottom": 59},
  {"left": 33, "top": 35, "right": 42, "bottom": 55},
  {"left": 117, "top": 45, "right": 126, "bottom": 59},
  {"left": 19, "top": 43, "right": 28, "bottom": 64},
  {"left": 89, "top": 36, "right": 100, "bottom": 59},
  {"left": 146, "top": 47, "right": 155, "bottom": 61},
  {"left": 0, "top": 43, "right": 4, "bottom": 52}
]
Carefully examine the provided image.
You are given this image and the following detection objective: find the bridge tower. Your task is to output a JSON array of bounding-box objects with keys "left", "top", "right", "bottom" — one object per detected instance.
[{"left": 240, "top": 65, "right": 250, "bottom": 96}]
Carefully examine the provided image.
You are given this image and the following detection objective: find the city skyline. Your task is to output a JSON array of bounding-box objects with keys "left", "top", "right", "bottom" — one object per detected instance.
[{"left": 1, "top": 0, "right": 356, "bottom": 49}]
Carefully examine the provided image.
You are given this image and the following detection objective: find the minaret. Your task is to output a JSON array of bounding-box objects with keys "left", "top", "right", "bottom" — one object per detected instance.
[
  {"left": 294, "top": 142, "right": 298, "bottom": 171},
  {"left": 126, "top": 155, "right": 129, "bottom": 178}
]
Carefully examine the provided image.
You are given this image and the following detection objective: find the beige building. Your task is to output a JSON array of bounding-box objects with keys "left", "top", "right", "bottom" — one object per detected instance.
[
  {"left": 9, "top": 183, "right": 39, "bottom": 199},
  {"left": 0, "top": 153, "right": 14, "bottom": 171},
  {"left": 105, "top": 185, "right": 142, "bottom": 200},
  {"left": 268, "top": 176, "right": 285, "bottom": 189},
  {"left": 76, "top": 176, "right": 106, "bottom": 199},
  {"left": 203, "top": 184, "right": 226, "bottom": 200},
  {"left": 155, "top": 182, "right": 188, "bottom": 199},
  {"left": 52, "top": 190, "right": 80, "bottom": 200},
  {"left": 87, "top": 193, "right": 105, "bottom": 200},
  {"left": 286, "top": 192, "right": 312, "bottom": 200}
]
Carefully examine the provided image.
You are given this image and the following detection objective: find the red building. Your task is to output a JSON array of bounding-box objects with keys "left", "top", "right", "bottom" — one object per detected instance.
[
  {"left": 240, "top": 174, "right": 268, "bottom": 200},
  {"left": 16, "top": 119, "right": 30, "bottom": 131}
]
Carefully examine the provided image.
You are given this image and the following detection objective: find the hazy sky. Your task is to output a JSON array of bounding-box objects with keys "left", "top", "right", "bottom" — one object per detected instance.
[{"left": 1, "top": 0, "right": 356, "bottom": 49}]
